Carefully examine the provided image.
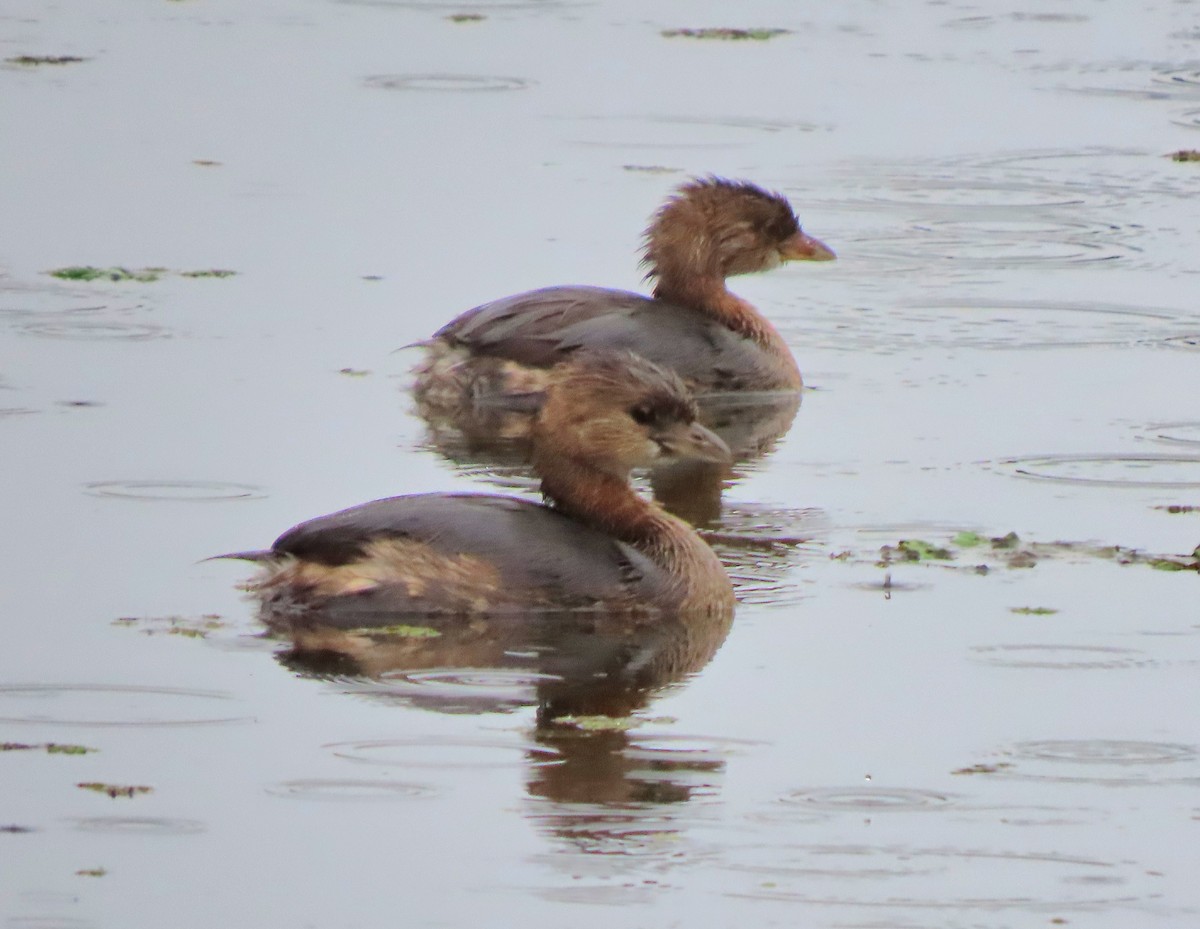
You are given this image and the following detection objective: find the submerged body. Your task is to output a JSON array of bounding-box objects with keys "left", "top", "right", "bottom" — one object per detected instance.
[
  {"left": 225, "top": 353, "right": 736, "bottom": 624},
  {"left": 413, "top": 177, "right": 834, "bottom": 412}
]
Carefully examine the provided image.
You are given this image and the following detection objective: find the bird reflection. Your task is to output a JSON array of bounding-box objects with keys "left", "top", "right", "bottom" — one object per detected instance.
[
  {"left": 415, "top": 389, "right": 801, "bottom": 527},
  {"left": 273, "top": 603, "right": 733, "bottom": 839}
]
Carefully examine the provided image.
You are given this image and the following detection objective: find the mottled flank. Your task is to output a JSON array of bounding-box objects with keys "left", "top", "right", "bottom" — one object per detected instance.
[
  {"left": 661, "top": 28, "right": 790, "bottom": 41},
  {"left": 247, "top": 537, "right": 512, "bottom": 613}
]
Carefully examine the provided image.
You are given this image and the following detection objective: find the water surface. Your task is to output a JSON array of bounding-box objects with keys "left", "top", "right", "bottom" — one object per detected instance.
[{"left": 2, "top": 1, "right": 1199, "bottom": 926}]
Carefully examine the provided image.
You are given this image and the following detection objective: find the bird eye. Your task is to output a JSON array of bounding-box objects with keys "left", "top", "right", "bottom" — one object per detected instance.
[{"left": 630, "top": 405, "right": 654, "bottom": 426}]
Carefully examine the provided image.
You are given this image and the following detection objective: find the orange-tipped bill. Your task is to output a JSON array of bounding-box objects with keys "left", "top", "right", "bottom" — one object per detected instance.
[{"left": 780, "top": 230, "right": 836, "bottom": 262}]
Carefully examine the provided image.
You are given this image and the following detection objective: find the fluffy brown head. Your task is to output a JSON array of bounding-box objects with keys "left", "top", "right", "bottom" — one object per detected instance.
[
  {"left": 642, "top": 177, "right": 831, "bottom": 284},
  {"left": 532, "top": 351, "right": 729, "bottom": 477}
]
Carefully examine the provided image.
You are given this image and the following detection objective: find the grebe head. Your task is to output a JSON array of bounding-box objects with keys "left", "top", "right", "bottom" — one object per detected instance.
[
  {"left": 533, "top": 352, "right": 731, "bottom": 476},
  {"left": 642, "top": 176, "right": 835, "bottom": 283}
]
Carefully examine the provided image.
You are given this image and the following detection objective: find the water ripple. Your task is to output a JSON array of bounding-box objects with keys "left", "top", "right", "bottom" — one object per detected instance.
[
  {"left": 82, "top": 480, "right": 266, "bottom": 501},
  {"left": 70, "top": 816, "right": 207, "bottom": 835},
  {"left": 782, "top": 298, "right": 1190, "bottom": 352},
  {"left": 364, "top": 73, "right": 532, "bottom": 92},
  {"left": 780, "top": 787, "right": 956, "bottom": 813},
  {"left": 264, "top": 779, "right": 436, "bottom": 801},
  {"left": 1001, "top": 453, "right": 1200, "bottom": 488},
  {"left": 0, "top": 683, "right": 250, "bottom": 727},
  {"left": 722, "top": 842, "right": 1138, "bottom": 910},
  {"left": 970, "top": 644, "right": 1155, "bottom": 670},
  {"left": 326, "top": 735, "right": 561, "bottom": 768}
]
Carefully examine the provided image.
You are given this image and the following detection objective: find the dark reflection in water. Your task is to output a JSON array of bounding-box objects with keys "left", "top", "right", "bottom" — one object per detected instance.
[{"left": 274, "top": 603, "right": 734, "bottom": 819}]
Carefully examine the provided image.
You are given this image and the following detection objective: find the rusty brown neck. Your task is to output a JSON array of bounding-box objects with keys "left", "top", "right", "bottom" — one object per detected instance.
[
  {"left": 533, "top": 450, "right": 734, "bottom": 613},
  {"left": 652, "top": 276, "right": 801, "bottom": 388},
  {"left": 536, "top": 454, "right": 665, "bottom": 546}
]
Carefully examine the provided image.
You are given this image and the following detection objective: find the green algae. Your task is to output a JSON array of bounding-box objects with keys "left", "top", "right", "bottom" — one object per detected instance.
[
  {"left": 46, "top": 266, "right": 236, "bottom": 282},
  {"left": 1009, "top": 606, "right": 1059, "bottom": 615},
  {"left": 113, "top": 613, "right": 226, "bottom": 638},
  {"left": 349, "top": 624, "right": 441, "bottom": 638},
  {"left": 893, "top": 539, "right": 954, "bottom": 561},
  {"left": 558, "top": 715, "right": 640, "bottom": 732},
  {"left": 49, "top": 266, "right": 165, "bottom": 282},
  {"left": 3, "top": 742, "right": 96, "bottom": 754},
  {"left": 179, "top": 268, "right": 237, "bottom": 278},
  {"left": 861, "top": 530, "right": 1200, "bottom": 575}
]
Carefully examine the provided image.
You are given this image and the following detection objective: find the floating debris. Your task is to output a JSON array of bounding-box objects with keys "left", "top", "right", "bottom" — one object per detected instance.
[
  {"left": 46, "top": 266, "right": 236, "bottom": 282},
  {"left": 1009, "top": 606, "right": 1059, "bottom": 615},
  {"left": 446, "top": 13, "right": 485, "bottom": 23},
  {"left": 952, "top": 762, "right": 1014, "bottom": 775},
  {"left": 885, "top": 539, "right": 954, "bottom": 561},
  {"left": 855, "top": 531, "right": 1200, "bottom": 574},
  {"left": 47, "top": 743, "right": 97, "bottom": 755},
  {"left": 1169, "top": 149, "right": 1200, "bottom": 162},
  {"left": 112, "top": 613, "right": 226, "bottom": 639},
  {"left": 1155, "top": 504, "right": 1198, "bottom": 514},
  {"left": 556, "top": 715, "right": 641, "bottom": 732},
  {"left": 338, "top": 368, "right": 372, "bottom": 378},
  {"left": 76, "top": 867, "right": 108, "bottom": 878},
  {"left": 346, "top": 624, "right": 441, "bottom": 638},
  {"left": 179, "top": 268, "right": 237, "bottom": 278},
  {"left": 622, "top": 164, "right": 681, "bottom": 175},
  {"left": 661, "top": 27, "right": 790, "bottom": 41},
  {"left": 2, "top": 742, "right": 96, "bottom": 754},
  {"left": 7, "top": 55, "right": 87, "bottom": 66},
  {"left": 77, "top": 783, "right": 153, "bottom": 799},
  {"left": 48, "top": 266, "right": 165, "bottom": 283}
]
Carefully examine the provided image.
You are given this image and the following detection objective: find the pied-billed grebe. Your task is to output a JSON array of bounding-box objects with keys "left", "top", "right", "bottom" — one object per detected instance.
[
  {"left": 414, "top": 176, "right": 834, "bottom": 410},
  {"left": 221, "top": 352, "right": 736, "bottom": 621}
]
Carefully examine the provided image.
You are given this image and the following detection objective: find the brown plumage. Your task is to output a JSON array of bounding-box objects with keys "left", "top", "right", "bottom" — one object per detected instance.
[
  {"left": 413, "top": 176, "right": 834, "bottom": 411},
  {"left": 219, "top": 352, "right": 736, "bottom": 626}
]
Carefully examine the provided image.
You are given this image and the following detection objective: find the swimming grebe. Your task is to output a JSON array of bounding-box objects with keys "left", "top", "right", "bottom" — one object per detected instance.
[
  {"left": 222, "top": 353, "right": 736, "bottom": 622},
  {"left": 413, "top": 176, "right": 835, "bottom": 410}
]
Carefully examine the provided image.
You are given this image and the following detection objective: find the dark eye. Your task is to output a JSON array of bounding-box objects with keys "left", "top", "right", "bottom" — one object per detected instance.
[{"left": 630, "top": 405, "right": 654, "bottom": 426}]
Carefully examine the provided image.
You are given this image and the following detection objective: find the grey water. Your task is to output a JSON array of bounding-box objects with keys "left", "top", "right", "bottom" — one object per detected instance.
[{"left": 2, "top": 1, "right": 1199, "bottom": 926}]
